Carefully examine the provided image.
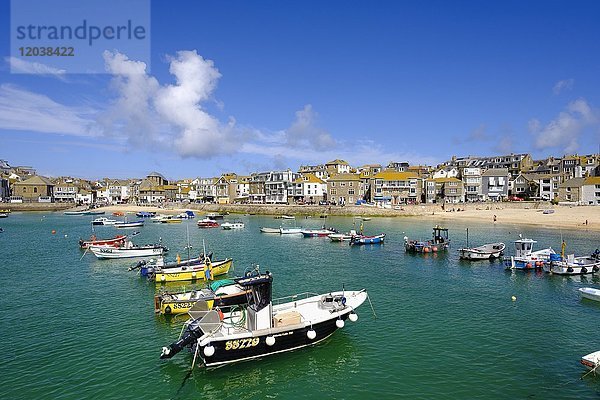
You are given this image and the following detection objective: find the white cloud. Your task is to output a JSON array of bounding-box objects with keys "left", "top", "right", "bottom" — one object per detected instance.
[
  {"left": 100, "top": 50, "right": 238, "bottom": 157},
  {"left": 0, "top": 84, "right": 96, "bottom": 135},
  {"left": 1, "top": 50, "right": 438, "bottom": 170},
  {"left": 7, "top": 57, "right": 67, "bottom": 79},
  {"left": 285, "top": 105, "right": 336, "bottom": 150},
  {"left": 531, "top": 98, "right": 598, "bottom": 154},
  {"left": 553, "top": 79, "right": 574, "bottom": 95}
]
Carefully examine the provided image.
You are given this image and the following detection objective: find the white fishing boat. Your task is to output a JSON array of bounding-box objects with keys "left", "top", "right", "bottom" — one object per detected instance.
[
  {"left": 503, "top": 237, "right": 555, "bottom": 270},
  {"left": 89, "top": 240, "right": 167, "bottom": 259},
  {"left": 160, "top": 272, "right": 368, "bottom": 368},
  {"left": 459, "top": 243, "right": 505, "bottom": 260},
  {"left": 579, "top": 287, "right": 600, "bottom": 302},
  {"left": 114, "top": 220, "right": 145, "bottom": 229},
  {"left": 328, "top": 232, "right": 356, "bottom": 242},
  {"left": 151, "top": 214, "right": 169, "bottom": 223},
  {"left": 221, "top": 221, "right": 245, "bottom": 230},
  {"left": 260, "top": 227, "right": 280, "bottom": 234},
  {"left": 280, "top": 215, "right": 295, "bottom": 219},
  {"left": 544, "top": 254, "right": 600, "bottom": 275},
  {"left": 280, "top": 227, "right": 302, "bottom": 234},
  {"left": 91, "top": 217, "right": 119, "bottom": 226},
  {"left": 581, "top": 351, "right": 600, "bottom": 370}
]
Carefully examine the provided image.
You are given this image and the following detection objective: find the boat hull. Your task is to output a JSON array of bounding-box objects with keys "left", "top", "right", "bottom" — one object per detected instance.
[
  {"left": 260, "top": 227, "right": 279, "bottom": 233},
  {"left": 150, "top": 259, "right": 233, "bottom": 283},
  {"left": 155, "top": 288, "right": 251, "bottom": 315},
  {"left": 579, "top": 287, "right": 600, "bottom": 302},
  {"left": 90, "top": 246, "right": 164, "bottom": 259},
  {"left": 350, "top": 234, "right": 385, "bottom": 246},
  {"left": 79, "top": 235, "right": 127, "bottom": 249},
  {"left": 459, "top": 243, "right": 505, "bottom": 260},
  {"left": 198, "top": 312, "right": 348, "bottom": 367}
]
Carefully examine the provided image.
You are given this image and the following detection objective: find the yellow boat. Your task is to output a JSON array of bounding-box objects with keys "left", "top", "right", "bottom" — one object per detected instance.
[
  {"left": 149, "top": 258, "right": 233, "bottom": 283},
  {"left": 161, "top": 216, "right": 183, "bottom": 224},
  {"left": 154, "top": 279, "right": 251, "bottom": 315}
]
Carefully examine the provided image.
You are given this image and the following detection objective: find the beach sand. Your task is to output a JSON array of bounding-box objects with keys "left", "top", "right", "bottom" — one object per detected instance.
[{"left": 95, "top": 203, "right": 600, "bottom": 232}]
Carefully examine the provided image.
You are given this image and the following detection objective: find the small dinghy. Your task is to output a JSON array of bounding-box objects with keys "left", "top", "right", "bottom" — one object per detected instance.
[
  {"left": 145, "top": 256, "right": 233, "bottom": 283},
  {"left": 350, "top": 233, "right": 385, "bottom": 246},
  {"left": 581, "top": 350, "right": 600, "bottom": 371},
  {"left": 79, "top": 234, "right": 127, "bottom": 249},
  {"left": 159, "top": 272, "right": 368, "bottom": 368},
  {"left": 579, "top": 287, "right": 600, "bottom": 302},
  {"left": 221, "top": 221, "right": 245, "bottom": 230},
  {"left": 459, "top": 243, "right": 505, "bottom": 260},
  {"left": 198, "top": 218, "right": 220, "bottom": 228},
  {"left": 260, "top": 227, "right": 280, "bottom": 234},
  {"left": 89, "top": 240, "right": 167, "bottom": 259}
]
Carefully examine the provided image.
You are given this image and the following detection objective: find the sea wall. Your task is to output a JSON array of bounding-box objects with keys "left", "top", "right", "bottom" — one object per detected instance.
[
  {"left": 0, "top": 202, "right": 74, "bottom": 212},
  {"left": 177, "top": 201, "right": 555, "bottom": 217}
]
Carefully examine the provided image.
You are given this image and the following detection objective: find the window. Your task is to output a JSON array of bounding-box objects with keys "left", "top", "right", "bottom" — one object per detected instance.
[
  {"left": 23, "top": 187, "right": 26, "bottom": 193},
  {"left": 34, "top": 187, "right": 38, "bottom": 193},
  {"left": 349, "top": 189, "right": 355, "bottom": 195},
  {"left": 340, "top": 182, "right": 346, "bottom": 187},
  {"left": 330, "top": 182, "right": 335, "bottom": 187},
  {"left": 330, "top": 189, "right": 337, "bottom": 195}
]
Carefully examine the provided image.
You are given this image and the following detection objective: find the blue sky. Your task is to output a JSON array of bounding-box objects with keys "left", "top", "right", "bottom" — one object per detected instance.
[{"left": 1, "top": 0, "right": 599, "bottom": 180}]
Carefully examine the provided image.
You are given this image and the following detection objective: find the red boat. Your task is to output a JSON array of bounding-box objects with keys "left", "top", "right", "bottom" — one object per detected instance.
[
  {"left": 197, "top": 218, "right": 219, "bottom": 228},
  {"left": 79, "top": 234, "right": 127, "bottom": 249}
]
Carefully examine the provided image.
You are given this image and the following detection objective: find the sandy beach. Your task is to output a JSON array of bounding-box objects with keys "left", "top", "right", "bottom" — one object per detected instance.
[{"left": 90, "top": 202, "right": 600, "bottom": 232}]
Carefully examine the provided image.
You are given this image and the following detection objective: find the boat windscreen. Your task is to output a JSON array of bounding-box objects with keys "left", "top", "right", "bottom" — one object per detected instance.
[{"left": 188, "top": 300, "right": 211, "bottom": 320}]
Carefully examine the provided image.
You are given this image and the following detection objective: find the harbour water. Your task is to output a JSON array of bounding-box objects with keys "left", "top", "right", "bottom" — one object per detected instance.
[{"left": 1, "top": 212, "right": 599, "bottom": 399}]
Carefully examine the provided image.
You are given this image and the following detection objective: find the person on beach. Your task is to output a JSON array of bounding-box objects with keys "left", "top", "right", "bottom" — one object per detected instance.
[{"left": 493, "top": 215, "right": 497, "bottom": 222}]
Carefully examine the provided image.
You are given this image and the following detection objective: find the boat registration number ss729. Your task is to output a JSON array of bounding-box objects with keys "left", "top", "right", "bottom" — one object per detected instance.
[{"left": 224, "top": 337, "right": 259, "bottom": 350}]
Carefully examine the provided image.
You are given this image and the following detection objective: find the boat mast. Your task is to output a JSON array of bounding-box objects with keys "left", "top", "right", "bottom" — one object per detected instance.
[{"left": 466, "top": 228, "right": 469, "bottom": 249}]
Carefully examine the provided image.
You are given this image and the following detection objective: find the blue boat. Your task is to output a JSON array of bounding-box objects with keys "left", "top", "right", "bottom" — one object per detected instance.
[
  {"left": 350, "top": 233, "right": 385, "bottom": 246},
  {"left": 136, "top": 211, "right": 156, "bottom": 218}
]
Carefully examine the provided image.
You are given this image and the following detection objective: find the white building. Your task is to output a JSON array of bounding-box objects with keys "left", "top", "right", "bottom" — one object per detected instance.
[
  {"left": 462, "top": 167, "right": 482, "bottom": 201},
  {"left": 581, "top": 176, "right": 600, "bottom": 205}
]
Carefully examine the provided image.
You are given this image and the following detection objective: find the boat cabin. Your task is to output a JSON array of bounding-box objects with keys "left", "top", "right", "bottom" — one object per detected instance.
[
  {"left": 432, "top": 226, "right": 449, "bottom": 245},
  {"left": 513, "top": 238, "right": 537, "bottom": 257},
  {"left": 235, "top": 273, "right": 273, "bottom": 330}
]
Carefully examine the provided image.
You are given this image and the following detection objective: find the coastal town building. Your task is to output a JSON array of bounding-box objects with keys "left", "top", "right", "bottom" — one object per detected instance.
[
  {"left": 265, "top": 170, "right": 299, "bottom": 204},
  {"left": 386, "top": 162, "right": 410, "bottom": 172},
  {"left": 371, "top": 170, "right": 421, "bottom": 205},
  {"left": 0, "top": 176, "right": 9, "bottom": 200},
  {"left": 557, "top": 178, "right": 585, "bottom": 204},
  {"left": 52, "top": 179, "right": 79, "bottom": 203},
  {"left": 298, "top": 164, "right": 328, "bottom": 181},
  {"left": 11, "top": 175, "right": 54, "bottom": 202},
  {"left": 249, "top": 172, "right": 269, "bottom": 204},
  {"left": 481, "top": 168, "right": 509, "bottom": 201},
  {"left": 425, "top": 177, "right": 464, "bottom": 203},
  {"left": 461, "top": 167, "right": 482, "bottom": 202},
  {"left": 292, "top": 173, "right": 326, "bottom": 204},
  {"left": 325, "top": 159, "right": 351, "bottom": 175},
  {"left": 433, "top": 167, "right": 459, "bottom": 180},
  {"left": 194, "top": 177, "right": 218, "bottom": 203},
  {"left": 327, "top": 173, "right": 363, "bottom": 206},
  {"left": 581, "top": 176, "right": 600, "bottom": 205}
]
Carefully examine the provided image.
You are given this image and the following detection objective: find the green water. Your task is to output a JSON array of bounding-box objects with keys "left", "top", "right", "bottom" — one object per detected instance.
[{"left": 1, "top": 213, "right": 599, "bottom": 399}]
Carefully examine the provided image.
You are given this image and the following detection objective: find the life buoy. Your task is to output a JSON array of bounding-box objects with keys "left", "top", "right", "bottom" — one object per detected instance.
[{"left": 567, "top": 267, "right": 574, "bottom": 273}]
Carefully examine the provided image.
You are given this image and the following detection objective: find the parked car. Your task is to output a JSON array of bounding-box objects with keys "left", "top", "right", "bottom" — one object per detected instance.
[{"left": 508, "top": 196, "right": 524, "bottom": 201}]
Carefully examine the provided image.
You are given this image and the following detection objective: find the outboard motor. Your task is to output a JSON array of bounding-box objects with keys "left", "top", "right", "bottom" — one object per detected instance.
[{"left": 160, "top": 320, "right": 204, "bottom": 359}]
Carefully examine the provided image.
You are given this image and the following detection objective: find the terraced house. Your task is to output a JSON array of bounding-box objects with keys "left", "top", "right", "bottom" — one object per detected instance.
[
  {"left": 370, "top": 171, "right": 421, "bottom": 205},
  {"left": 327, "top": 173, "right": 363, "bottom": 205},
  {"left": 292, "top": 173, "right": 326, "bottom": 204}
]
